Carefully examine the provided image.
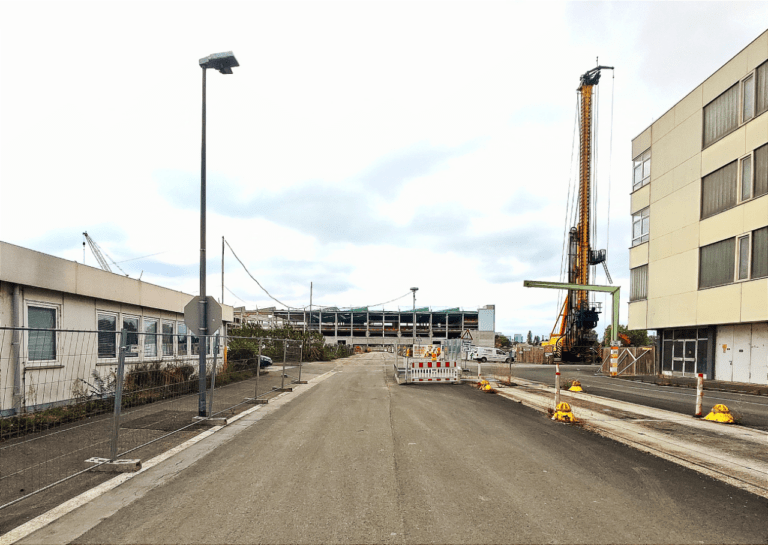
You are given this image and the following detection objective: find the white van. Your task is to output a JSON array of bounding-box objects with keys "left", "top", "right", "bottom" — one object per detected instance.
[{"left": 473, "top": 347, "right": 514, "bottom": 363}]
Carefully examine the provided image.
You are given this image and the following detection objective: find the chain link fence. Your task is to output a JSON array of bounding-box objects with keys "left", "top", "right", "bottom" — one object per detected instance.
[{"left": 0, "top": 327, "right": 318, "bottom": 515}]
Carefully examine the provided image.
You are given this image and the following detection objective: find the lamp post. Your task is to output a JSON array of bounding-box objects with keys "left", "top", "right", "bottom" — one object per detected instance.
[
  {"left": 198, "top": 51, "right": 238, "bottom": 416},
  {"left": 411, "top": 287, "right": 418, "bottom": 349}
]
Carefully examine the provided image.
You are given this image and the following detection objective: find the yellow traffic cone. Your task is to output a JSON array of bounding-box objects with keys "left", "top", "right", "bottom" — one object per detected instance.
[
  {"left": 552, "top": 402, "right": 577, "bottom": 423},
  {"left": 704, "top": 404, "right": 735, "bottom": 424}
]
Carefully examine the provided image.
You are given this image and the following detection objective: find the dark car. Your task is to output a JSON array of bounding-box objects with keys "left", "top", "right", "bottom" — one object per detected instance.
[{"left": 260, "top": 355, "right": 273, "bottom": 368}]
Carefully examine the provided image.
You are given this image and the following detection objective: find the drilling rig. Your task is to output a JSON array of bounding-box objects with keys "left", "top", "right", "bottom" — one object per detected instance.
[{"left": 545, "top": 64, "right": 613, "bottom": 363}]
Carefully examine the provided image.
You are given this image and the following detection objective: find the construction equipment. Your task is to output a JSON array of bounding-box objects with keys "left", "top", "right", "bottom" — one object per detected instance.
[
  {"left": 544, "top": 64, "right": 614, "bottom": 363},
  {"left": 83, "top": 232, "right": 128, "bottom": 276}
]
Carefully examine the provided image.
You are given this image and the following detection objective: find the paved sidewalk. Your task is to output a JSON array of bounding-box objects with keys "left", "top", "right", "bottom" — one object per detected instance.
[{"left": 486, "top": 375, "right": 768, "bottom": 499}]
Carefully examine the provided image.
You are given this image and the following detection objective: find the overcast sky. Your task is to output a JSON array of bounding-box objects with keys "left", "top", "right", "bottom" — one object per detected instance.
[{"left": 1, "top": 1, "right": 767, "bottom": 339}]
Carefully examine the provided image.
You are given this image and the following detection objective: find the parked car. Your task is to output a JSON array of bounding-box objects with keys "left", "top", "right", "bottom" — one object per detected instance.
[
  {"left": 473, "top": 347, "right": 514, "bottom": 363},
  {"left": 260, "top": 355, "right": 273, "bottom": 368}
]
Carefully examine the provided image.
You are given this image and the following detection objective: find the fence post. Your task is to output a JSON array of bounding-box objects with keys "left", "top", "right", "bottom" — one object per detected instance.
[
  {"left": 110, "top": 328, "right": 128, "bottom": 461},
  {"left": 281, "top": 340, "right": 287, "bottom": 390},
  {"left": 297, "top": 340, "right": 304, "bottom": 384},
  {"left": 255, "top": 339, "right": 261, "bottom": 399},
  {"left": 208, "top": 335, "right": 219, "bottom": 417}
]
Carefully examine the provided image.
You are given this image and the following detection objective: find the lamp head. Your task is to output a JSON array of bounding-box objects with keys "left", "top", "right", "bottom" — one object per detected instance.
[{"left": 199, "top": 51, "right": 239, "bottom": 74}]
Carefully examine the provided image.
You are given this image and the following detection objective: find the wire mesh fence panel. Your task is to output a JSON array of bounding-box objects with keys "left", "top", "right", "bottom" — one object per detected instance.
[
  {"left": 0, "top": 328, "right": 118, "bottom": 510},
  {"left": 1, "top": 328, "right": 248, "bottom": 511}
]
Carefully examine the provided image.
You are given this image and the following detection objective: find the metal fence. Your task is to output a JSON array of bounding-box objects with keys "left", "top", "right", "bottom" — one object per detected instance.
[{"left": 0, "top": 327, "right": 306, "bottom": 513}]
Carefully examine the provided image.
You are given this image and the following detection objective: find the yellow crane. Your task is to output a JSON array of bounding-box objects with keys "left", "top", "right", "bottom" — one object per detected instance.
[{"left": 543, "top": 64, "right": 613, "bottom": 362}]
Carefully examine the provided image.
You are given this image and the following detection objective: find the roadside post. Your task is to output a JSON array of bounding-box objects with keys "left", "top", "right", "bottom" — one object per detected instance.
[
  {"left": 610, "top": 341, "right": 619, "bottom": 377},
  {"left": 555, "top": 362, "right": 561, "bottom": 408},
  {"left": 695, "top": 373, "right": 704, "bottom": 417}
]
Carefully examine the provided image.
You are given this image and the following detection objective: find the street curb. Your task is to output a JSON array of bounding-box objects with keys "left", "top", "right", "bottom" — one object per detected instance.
[
  {"left": 0, "top": 368, "right": 339, "bottom": 545},
  {"left": 485, "top": 376, "right": 768, "bottom": 500}
]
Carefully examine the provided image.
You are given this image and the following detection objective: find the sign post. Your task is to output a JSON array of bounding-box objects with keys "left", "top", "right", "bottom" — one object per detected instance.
[{"left": 185, "top": 296, "right": 223, "bottom": 415}]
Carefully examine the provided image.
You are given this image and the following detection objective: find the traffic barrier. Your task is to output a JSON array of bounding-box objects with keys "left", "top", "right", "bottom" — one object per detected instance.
[
  {"left": 704, "top": 403, "right": 735, "bottom": 424},
  {"left": 552, "top": 401, "right": 577, "bottom": 423},
  {"left": 405, "top": 360, "right": 460, "bottom": 383}
]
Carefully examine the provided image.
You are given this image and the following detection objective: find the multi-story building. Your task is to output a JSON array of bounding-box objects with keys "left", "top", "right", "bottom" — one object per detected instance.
[
  {"left": 628, "top": 30, "right": 768, "bottom": 384},
  {"left": 233, "top": 305, "right": 497, "bottom": 349}
]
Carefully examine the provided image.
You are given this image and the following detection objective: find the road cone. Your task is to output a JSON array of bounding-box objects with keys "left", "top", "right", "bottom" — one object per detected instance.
[
  {"left": 704, "top": 404, "right": 735, "bottom": 424},
  {"left": 552, "top": 402, "right": 577, "bottom": 423},
  {"left": 568, "top": 380, "right": 583, "bottom": 392}
]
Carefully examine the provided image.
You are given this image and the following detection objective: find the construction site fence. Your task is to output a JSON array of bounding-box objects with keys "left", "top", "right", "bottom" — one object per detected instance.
[
  {"left": 599, "top": 346, "right": 656, "bottom": 376},
  {"left": 0, "top": 327, "right": 306, "bottom": 514},
  {"left": 515, "top": 345, "right": 551, "bottom": 364}
]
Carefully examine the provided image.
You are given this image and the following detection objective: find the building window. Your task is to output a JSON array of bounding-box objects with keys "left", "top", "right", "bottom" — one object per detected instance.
[
  {"left": 28, "top": 305, "right": 57, "bottom": 361},
  {"left": 123, "top": 316, "right": 139, "bottom": 357},
  {"left": 630, "top": 265, "right": 648, "bottom": 301},
  {"left": 737, "top": 236, "right": 750, "bottom": 281},
  {"left": 699, "top": 238, "right": 735, "bottom": 289},
  {"left": 752, "top": 226, "right": 768, "bottom": 279},
  {"left": 701, "top": 161, "right": 737, "bottom": 219},
  {"left": 755, "top": 143, "right": 768, "bottom": 199},
  {"left": 757, "top": 61, "right": 768, "bottom": 117},
  {"left": 162, "top": 321, "right": 174, "bottom": 356},
  {"left": 633, "top": 149, "right": 651, "bottom": 191},
  {"left": 740, "top": 155, "right": 752, "bottom": 202},
  {"left": 632, "top": 207, "right": 650, "bottom": 246},
  {"left": 742, "top": 73, "right": 755, "bottom": 123},
  {"left": 144, "top": 319, "right": 158, "bottom": 358},
  {"left": 177, "top": 322, "right": 188, "bottom": 356},
  {"left": 98, "top": 312, "right": 117, "bottom": 358},
  {"left": 703, "top": 83, "right": 739, "bottom": 148}
]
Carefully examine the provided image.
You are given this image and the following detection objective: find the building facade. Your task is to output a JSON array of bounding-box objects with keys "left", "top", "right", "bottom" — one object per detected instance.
[
  {"left": 628, "top": 30, "right": 768, "bottom": 384},
  {"left": 0, "top": 241, "right": 234, "bottom": 415},
  {"left": 233, "top": 305, "right": 497, "bottom": 349}
]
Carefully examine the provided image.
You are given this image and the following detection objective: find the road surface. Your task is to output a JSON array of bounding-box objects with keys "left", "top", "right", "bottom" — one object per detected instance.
[{"left": 21, "top": 353, "right": 768, "bottom": 544}]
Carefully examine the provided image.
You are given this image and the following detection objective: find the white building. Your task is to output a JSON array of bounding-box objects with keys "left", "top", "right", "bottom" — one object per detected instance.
[
  {"left": 0, "top": 241, "right": 234, "bottom": 415},
  {"left": 629, "top": 30, "right": 768, "bottom": 384}
]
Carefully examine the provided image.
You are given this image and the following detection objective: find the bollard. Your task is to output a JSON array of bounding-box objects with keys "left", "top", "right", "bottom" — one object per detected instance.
[
  {"left": 695, "top": 373, "right": 704, "bottom": 417},
  {"left": 609, "top": 341, "right": 619, "bottom": 377},
  {"left": 478, "top": 362, "right": 482, "bottom": 379},
  {"left": 555, "top": 362, "right": 561, "bottom": 408}
]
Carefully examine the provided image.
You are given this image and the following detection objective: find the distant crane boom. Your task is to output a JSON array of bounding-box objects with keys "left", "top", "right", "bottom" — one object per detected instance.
[{"left": 83, "top": 232, "right": 128, "bottom": 276}]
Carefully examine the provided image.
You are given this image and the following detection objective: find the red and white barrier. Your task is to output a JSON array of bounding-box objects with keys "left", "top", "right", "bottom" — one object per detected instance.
[{"left": 405, "top": 360, "right": 460, "bottom": 383}]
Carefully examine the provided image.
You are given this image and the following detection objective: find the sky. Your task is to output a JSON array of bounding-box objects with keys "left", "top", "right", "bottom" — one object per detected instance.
[{"left": 1, "top": 1, "right": 767, "bottom": 340}]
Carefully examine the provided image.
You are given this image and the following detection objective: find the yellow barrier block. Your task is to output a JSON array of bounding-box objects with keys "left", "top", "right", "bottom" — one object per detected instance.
[
  {"left": 568, "top": 380, "right": 583, "bottom": 392},
  {"left": 552, "top": 401, "right": 577, "bottom": 423},
  {"left": 704, "top": 404, "right": 735, "bottom": 424}
]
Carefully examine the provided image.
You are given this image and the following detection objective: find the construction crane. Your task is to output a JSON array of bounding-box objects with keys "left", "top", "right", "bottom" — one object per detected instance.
[
  {"left": 83, "top": 232, "right": 128, "bottom": 276},
  {"left": 544, "top": 64, "right": 614, "bottom": 363}
]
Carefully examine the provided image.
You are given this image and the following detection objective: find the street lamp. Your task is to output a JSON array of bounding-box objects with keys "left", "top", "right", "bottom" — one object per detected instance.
[
  {"left": 197, "top": 51, "right": 238, "bottom": 416},
  {"left": 411, "top": 287, "right": 418, "bottom": 348}
]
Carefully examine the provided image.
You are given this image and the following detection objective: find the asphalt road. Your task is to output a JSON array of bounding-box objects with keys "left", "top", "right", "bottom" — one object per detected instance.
[
  {"left": 21, "top": 353, "right": 768, "bottom": 544},
  {"left": 507, "top": 364, "right": 768, "bottom": 431}
]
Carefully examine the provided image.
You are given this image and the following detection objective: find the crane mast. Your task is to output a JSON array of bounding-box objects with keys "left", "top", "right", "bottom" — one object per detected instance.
[{"left": 551, "top": 64, "right": 613, "bottom": 363}]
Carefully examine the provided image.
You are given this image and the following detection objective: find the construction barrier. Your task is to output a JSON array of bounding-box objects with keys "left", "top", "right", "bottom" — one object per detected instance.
[{"left": 405, "top": 360, "right": 461, "bottom": 383}]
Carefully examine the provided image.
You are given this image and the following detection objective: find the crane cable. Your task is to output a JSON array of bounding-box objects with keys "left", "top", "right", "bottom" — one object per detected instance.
[{"left": 225, "top": 239, "right": 415, "bottom": 311}]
